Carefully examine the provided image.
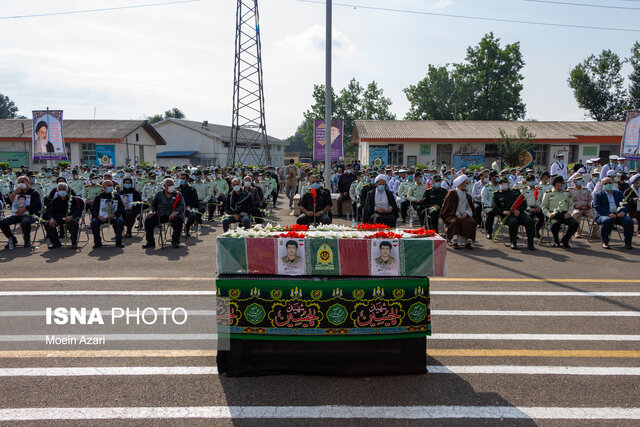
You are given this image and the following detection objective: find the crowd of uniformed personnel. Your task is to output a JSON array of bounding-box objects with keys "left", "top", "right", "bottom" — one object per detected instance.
[
  {"left": 0, "top": 164, "right": 282, "bottom": 250},
  {"left": 1, "top": 155, "right": 638, "bottom": 251}
]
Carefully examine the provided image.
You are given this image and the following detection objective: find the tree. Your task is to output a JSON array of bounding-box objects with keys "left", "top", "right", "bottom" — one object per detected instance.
[
  {"left": 0, "top": 93, "right": 20, "bottom": 119},
  {"left": 629, "top": 42, "right": 640, "bottom": 110},
  {"left": 301, "top": 78, "right": 395, "bottom": 156},
  {"left": 404, "top": 33, "right": 525, "bottom": 121},
  {"left": 146, "top": 107, "right": 186, "bottom": 124},
  {"left": 498, "top": 126, "right": 535, "bottom": 168},
  {"left": 284, "top": 122, "right": 309, "bottom": 155},
  {"left": 568, "top": 50, "right": 629, "bottom": 121}
]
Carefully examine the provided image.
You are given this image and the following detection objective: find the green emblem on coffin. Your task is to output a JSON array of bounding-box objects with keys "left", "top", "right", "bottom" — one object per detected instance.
[
  {"left": 245, "top": 303, "right": 266, "bottom": 324},
  {"left": 408, "top": 302, "right": 428, "bottom": 323},
  {"left": 326, "top": 304, "right": 348, "bottom": 326}
]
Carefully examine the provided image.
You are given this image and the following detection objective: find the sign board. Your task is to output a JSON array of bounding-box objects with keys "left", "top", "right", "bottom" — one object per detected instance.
[
  {"left": 96, "top": 145, "right": 116, "bottom": 166},
  {"left": 0, "top": 152, "right": 29, "bottom": 167},
  {"left": 420, "top": 144, "right": 432, "bottom": 156},
  {"left": 582, "top": 146, "right": 598, "bottom": 157},
  {"left": 313, "top": 120, "right": 343, "bottom": 162},
  {"left": 453, "top": 155, "right": 484, "bottom": 170},
  {"left": 368, "top": 146, "right": 388, "bottom": 168},
  {"left": 32, "top": 110, "right": 67, "bottom": 161},
  {"left": 621, "top": 110, "right": 640, "bottom": 161}
]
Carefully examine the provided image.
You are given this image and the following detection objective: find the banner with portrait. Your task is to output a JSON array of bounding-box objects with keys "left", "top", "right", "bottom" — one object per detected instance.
[
  {"left": 276, "top": 238, "right": 306, "bottom": 276},
  {"left": 98, "top": 199, "right": 118, "bottom": 218},
  {"left": 11, "top": 194, "right": 31, "bottom": 215},
  {"left": 32, "top": 110, "right": 67, "bottom": 161},
  {"left": 313, "top": 120, "right": 343, "bottom": 161},
  {"left": 621, "top": 110, "right": 640, "bottom": 161},
  {"left": 370, "top": 239, "right": 400, "bottom": 276}
]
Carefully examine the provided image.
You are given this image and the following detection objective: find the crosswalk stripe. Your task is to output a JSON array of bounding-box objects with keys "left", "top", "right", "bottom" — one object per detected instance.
[
  {"left": 429, "top": 349, "right": 640, "bottom": 358},
  {"left": 1, "top": 365, "right": 640, "bottom": 377},
  {"left": 0, "top": 334, "right": 217, "bottom": 342},
  {"left": 0, "top": 291, "right": 216, "bottom": 296},
  {"left": 432, "top": 310, "right": 640, "bottom": 316},
  {"left": 431, "top": 333, "right": 640, "bottom": 341},
  {"left": 431, "top": 291, "right": 640, "bottom": 296},
  {"left": 0, "top": 350, "right": 219, "bottom": 358},
  {"left": 1, "top": 406, "right": 639, "bottom": 420}
]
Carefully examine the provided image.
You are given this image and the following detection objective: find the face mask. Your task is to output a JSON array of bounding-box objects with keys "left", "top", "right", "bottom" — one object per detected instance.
[
  {"left": 603, "top": 183, "right": 613, "bottom": 191},
  {"left": 576, "top": 179, "right": 584, "bottom": 186},
  {"left": 434, "top": 182, "right": 442, "bottom": 189},
  {"left": 561, "top": 184, "right": 567, "bottom": 190},
  {"left": 179, "top": 179, "right": 185, "bottom": 186},
  {"left": 346, "top": 170, "right": 352, "bottom": 174},
  {"left": 233, "top": 185, "right": 242, "bottom": 192},
  {"left": 311, "top": 183, "right": 320, "bottom": 190},
  {"left": 499, "top": 184, "right": 509, "bottom": 191},
  {"left": 167, "top": 185, "right": 176, "bottom": 193},
  {"left": 528, "top": 181, "right": 536, "bottom": 187},
  {"left": 370, "top": 178, "right": 376, "bottom": 184},
  {"left": 105, "top": 187, "right": 113, "bottom": 193},
  {"left": 377, "top": 184, "right": 386, "bottom": 192},
  {"left": 18, "top": 183, "right": 27, "bottom": 190},
  {"left": 593, "top": 177, "right": 599, "bottom": 182},
  {"left": 244, "top": 181, "right": 251, "bottom": 187},
  {"left": 559, "top": 160, "right": 564, "bottom": 165},
  {"left": 30, "top": 178, "right": 35, "bottom": 183},
  {"left": 408, "top": 175, "right": 414, "bottom": 181},
  {"left": 124, "top": 183, "right": 132, "bottom": 189},
  {"left": 91, "top": 179, "right": 98, "bottom": 185},
  {"left": 57, "top": 190, "right": 67, "bottom": 197},
  {"left": 447, "top": 175, "right": 452, "bottom": 180},
  {"left": 118, "top": 173, "right": 124, "bottom": 177},
  {"left": 195, "top": 176, "right": 200, "bottom": 181}
]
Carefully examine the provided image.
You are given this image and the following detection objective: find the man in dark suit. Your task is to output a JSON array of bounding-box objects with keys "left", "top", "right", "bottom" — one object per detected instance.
[
  {"left": 593, "top": 177, "right": 634, "bottom": 249},
  {"left": 363, "top": 175, "right": 399, "bottom": 227}
]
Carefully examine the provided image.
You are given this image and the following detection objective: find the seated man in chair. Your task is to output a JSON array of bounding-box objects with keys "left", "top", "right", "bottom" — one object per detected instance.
[
  {"left": 142, "top": 178, "right": 185, "bottom": 249},
  {"left": 0, "top": 175, "right": 42, "bottom": 248},
  {"left": 90, "top": 180, "right": 125, "bottom": 249},
  {"left": 363, "top": 174, "right": 399, "bottom": 227},
  {"left": 222, "top": 178, "right": 253, "bottom": 232},
  {"left": 296, "top": 175, "right": 332, "bottom": 226},
  {"left": 440, "top": 175, "right": 477, "bottom": 249},
  {"left": 46, "top": 182, "right": 82, "bottom": 249},
  {"left": 593, "top": 177, "right": 634, "bottom": 250}
]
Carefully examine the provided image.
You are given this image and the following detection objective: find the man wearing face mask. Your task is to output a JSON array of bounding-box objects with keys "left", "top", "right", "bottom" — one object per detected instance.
[
  {"left": 480, "top": 171, "right": 500, "bottom": 238},
  {"left": 82, "top": 174, "right": 103, "bottom": 211},
  {"left": 423, "top": 175, "right": 448, "bottom": 233},
  {"left": 363, "top": 175, "right": 399, "bottom": 227},
  {"left": 296, "top": 176, "right": 332, "bottom": 225},
  {"left": 337, "top": 166, "right": 357, "bottom": 218},
  {"left": 586, "top": 171, "right": 600, "bottom": 194},
  {"left": 440, "top": 175, "right": 477, "bottom": 249},
  {"left": 441, "top": 170, "right": 454, "bottom": 191},
  {"left": 45, "top": 182, "right": 82, "bottom": 249},
  {"left": 177, "top": 172, "right": 199, "bottom": 238},
  {"left": 541, "top": 176, "right": 578, "bottom": 248},
  {"left": 407, "top": 172, "right": 428, "bottom": 226},
  {"left": 244, "top": 175, "right": 265, "bottom": 223},
  {"left": 143, "top": 178, "right": 185, "bottom": 248},
  {"left": 593, "top": 177, "right": 634, "bottom": 249},
  {"left": 472, "top": 171, "right": 487, "bottom": 225},
  {"left": 623, "top": 173, "right": 640, "bottom": 237},
  {"left": 519, "top": 174, "right": 544, "bottom": 238},
  {"left": 68, "top": 170, "right": 85, "bottom": 196},
  {"left": 222, "top": 178, "right": 253, "bottom": 232},
  {"left": 284, "top": 159, "right": 298, "bottom": 209},
  {"left": 492, "top": 177, "right": 535, "bottom": 250},
  {"left": 550, "top": 153, "right": 568, "bottom": 180},
  {"left": 90, "top": 180, "right": 125, "bottom": 249},
  {"left": 568, "top": 173, "right": 594, "bottom": 238},
  {"left": 600, "top": 155, "right": 619, "bottom": 179},
  {"left": 0, "top": 176, "right": 43, "bottom": 248},
  {"left": 119, "top": 177, "right": 142, "bottom": 238},
  {"left": 192, "top": 170, "right": 212, "bottom": 225}
]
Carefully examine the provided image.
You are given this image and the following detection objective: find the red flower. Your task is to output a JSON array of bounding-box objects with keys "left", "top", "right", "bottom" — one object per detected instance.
[
  {"left": 534, "top": 187, "right": 539, "bottom": 201},
  {"left": 403, "top": 228, "right": 436, "bottom": 237},
  {"left": 512, "top": 194, "right": 525, "bottom": 211},
  {"left": 365, "top": 231, "right": 404, "bottom": 239},
  {"left": 278, "top": 231, "right": 306, "bottom": 238},
  {"left": 310, "top": 188, "right": 317, "bottom": 201},
  {"left": 284, "top": 224, "right": 309, "bottom": 232},
  {"left": 357, "top": 223, "right": 390, "bottom": 230}
]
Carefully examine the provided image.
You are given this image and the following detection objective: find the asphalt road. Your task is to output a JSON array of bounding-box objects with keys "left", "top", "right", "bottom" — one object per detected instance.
[{"left": 0, "top": 197, "right": 639, "bottom": 425}]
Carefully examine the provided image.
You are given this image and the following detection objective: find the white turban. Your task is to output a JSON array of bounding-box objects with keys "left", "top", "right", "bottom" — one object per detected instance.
[
  {"left": 606, "top": 170, "right": 617, "bottom": 177},
  {"left": 453, "top": 174, "right": 468, "bottom": 188},
  {"left": 375, "top": 174, "right": 387, "bottom": 183},
  {"left": 630, "top": 173, "right": 640, "bottom": 185}
]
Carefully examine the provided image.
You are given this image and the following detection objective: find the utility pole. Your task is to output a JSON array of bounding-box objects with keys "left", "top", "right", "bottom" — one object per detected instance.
[{"left": 324, "top": 0, "right": 332, "bottom": 189}]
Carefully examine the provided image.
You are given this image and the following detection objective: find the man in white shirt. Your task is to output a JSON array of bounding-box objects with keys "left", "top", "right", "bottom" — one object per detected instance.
[{"left": 550, "top": 153, "right": 568, "bottom": 180}]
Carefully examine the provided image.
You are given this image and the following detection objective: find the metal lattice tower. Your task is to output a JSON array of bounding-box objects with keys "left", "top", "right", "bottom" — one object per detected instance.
[{"left": 227, "top": 0, "right": 271, "bottom": 166}]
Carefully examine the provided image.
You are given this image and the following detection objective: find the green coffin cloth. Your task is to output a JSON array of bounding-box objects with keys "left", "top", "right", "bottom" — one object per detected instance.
[
  {"left": 217, "top": 238, "right": 248, "bottom": 274},
  {"left": 307, "top": 239, "right": 341, "bottom": 276},
  {"left": 401, "top": 239, "right": 434, "bottom": 277}
]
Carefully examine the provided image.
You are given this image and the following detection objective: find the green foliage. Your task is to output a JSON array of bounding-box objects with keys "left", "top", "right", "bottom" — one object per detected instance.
[
  {"left": 630, "top": 42, "right": 640, "bottom": 110},
  {"left": 138, "top": 161, "right": 151, "bottom": 168},
  {"left": 415, "top": 163, "right": 425, "bottom": 170},
  {"left": 405, "top": 33, "right": 526, "bottom": 121},
  {"left": 0, "top": 162, "right": 9, "bottom": 169},
  {"left": 466, "top": 162, "right": 483, "bottom": 171},
  {"left": 147, "top": 108, "right": 186, "bottom": 124},
  {"left": 0, "top": 93, "right": 21, "bottom": 119},
  {"left": 300, "top": 78, "right": 395, "bottom": 157},
  {"left": 498, "top": 126, "right": 535, "bottom": 168},
  {"left": 57, "top": 161, "right": 70, "bottom": 168},
  {"left": 284, "top": 122, "right": 310, "bottom": 155},
  {"left": 568, "top": 49, "right": 629, "bottom": 121}
]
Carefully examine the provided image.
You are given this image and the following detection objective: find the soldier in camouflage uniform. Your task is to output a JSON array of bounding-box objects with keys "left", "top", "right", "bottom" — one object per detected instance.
[
  {"left": 541, "top": 176, "right": 579, "bottom": 248},
  {"left": 492, "top": 177, "right": 535, "bottom": 250}
]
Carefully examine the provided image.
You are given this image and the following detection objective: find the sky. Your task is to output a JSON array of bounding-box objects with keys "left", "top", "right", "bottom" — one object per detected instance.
[{"left": 1, "top": 0, "right": 639, "bottom": 140}]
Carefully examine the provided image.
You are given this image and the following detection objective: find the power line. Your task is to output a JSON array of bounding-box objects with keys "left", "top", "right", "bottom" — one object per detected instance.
[
  {"left": 0, "top": 0, "right": 202, "bottom": 20},
  {"left": 296, "top": 0, "right": 640, "bottom": 33},
  {"left": 524, "top": 0, "right": 640, "bottom": 11}
]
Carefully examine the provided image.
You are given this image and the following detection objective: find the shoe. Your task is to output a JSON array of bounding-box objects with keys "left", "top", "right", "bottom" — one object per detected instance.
[
  {"left": 92, "top": 242, "right": 102, "bottom": 249},
  {"left": 553, "top": 241, "right": 561, "bottom": 248},
  {"left": 527, "top": 244, "right": 535, "bottom": 250},
  {"left": 70, "top": 244, "right": 79, "bottom": 250},
  {"left": 171, "top": 241, "right": 180, "bottom": 249},
  {"left": 125, "top": 232, "right": 132, "bottom": 238},
  {"left": 562, "top": 242, "right": 571, "bottom": 249},
  {"left": 602, "top": 243, "right": 610, "bottom": 249},
  {"left": 486, "top": 234, "right": 492, "bottom": 239},
  {"left": 185, "top": 230, "right": 190, "bottom": 238},
  {"left": 4, "top": 237, "right": 18, "bottom": 249},
  {"left": 465, "top": 242, "right": 473, "bottom": 249},
  {"left": 115, "top": 241, "right": 125, "bottom": 248},
  {"left": 23, "top": 238, "right": 30, "bottom": 248},
  {"left": 48, "top": 243, "right": 62, "bottom": 249},
  {"left": 452, "top": 242, "right": 460, "bottom": 250},
  {"left": 625, "top": 244, "right": 633, "bottom": 250},
  {"left": 142, "top": 241, "right": 155, "bottom": 249},
  {"left": 510, "top": 243, "right": 517, "bottom": 249}
]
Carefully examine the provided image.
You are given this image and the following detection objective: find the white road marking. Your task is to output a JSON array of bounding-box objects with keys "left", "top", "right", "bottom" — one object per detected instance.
[
  {"left": 431, "top": 291, "right": 640, "bottom": 296},
  {"left": 432, "top": 310, "right": 640, "bottom": 316},
  {"left": 0, "top": 334, "right": 217, "bottom": 342},
  {"left": 0, "top": 310, "right": 216, "bottom": 317},
  {"left": 0, "top": 291, "right": 216, "bottom": 296},
  {"left": 431, "top": 333, "right": 640, "bottom": 341},
  {"left": 1, "top": 406, "right": 639, "bottom": 420},
  {"left": 0, "top": 277, "right": 213, "bottom": 282},
  {"left": 1, "top": 365, "right": 640, "bottom": 377}
]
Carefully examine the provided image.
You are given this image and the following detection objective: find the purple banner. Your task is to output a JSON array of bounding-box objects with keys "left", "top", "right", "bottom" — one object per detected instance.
[
  {"left": 32, "top": 110, "right": 68, "bottom": 161},
  {"left": 313, "top": 120, "right": 343, "bottom": 162}
]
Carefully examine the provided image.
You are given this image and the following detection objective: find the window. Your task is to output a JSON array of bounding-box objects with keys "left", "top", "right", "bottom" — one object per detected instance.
[
  {"left": 569, "top": 145, "right": 579, "bottom": 164},
  {"left": 81, "top": 143, "right": 96, "bottom": 165},
  {"left": 533, "top": 144, "right": 548, "bottom": 167},
  {"left": 436, "top": 144, "right": 452, "bottom": 167},
  {"left": 138, "top": 145, "right": 144, "bottom": 162},
  {"left": 388, "top": 144, "right": 404, "bottom": 166},
  {"left": 65, "top": 143, "right": 71, "bottom": 163},
  {"left": 485, "top": 144, "right": 500, "bottom": 159},
  {"left": 135, "top": 133, "right": 139, "bottom": 142}
]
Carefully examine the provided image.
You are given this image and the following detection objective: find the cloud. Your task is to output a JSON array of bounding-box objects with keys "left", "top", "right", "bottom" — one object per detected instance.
[{"left": 275, "top": 25, "right": 357, "bottom": 59}]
